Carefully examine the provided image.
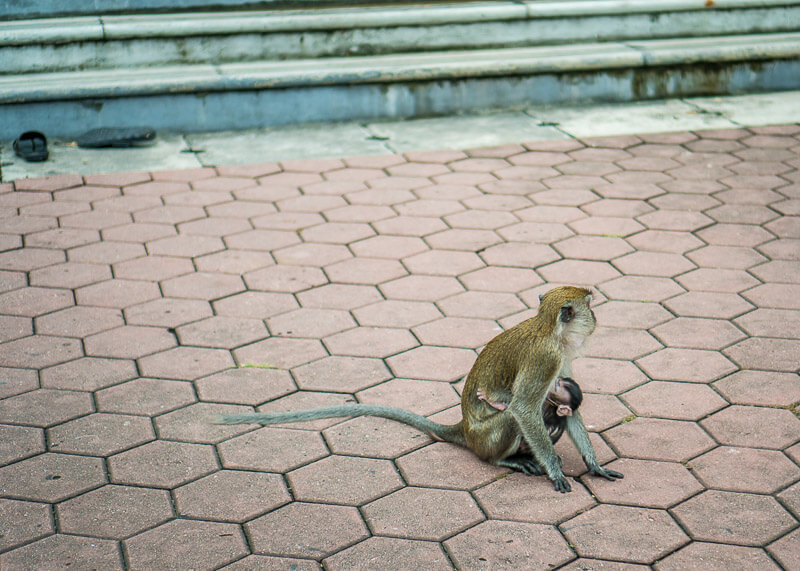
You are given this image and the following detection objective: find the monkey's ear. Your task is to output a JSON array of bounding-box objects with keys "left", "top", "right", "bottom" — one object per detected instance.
[{"left": 560, "top": 305, "right": 574, "bottom": 323}]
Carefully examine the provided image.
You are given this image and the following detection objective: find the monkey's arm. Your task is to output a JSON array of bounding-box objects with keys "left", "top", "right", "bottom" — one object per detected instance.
[
  {"left": 210, "top": 404, "right": 465, "bottom": 445},
  {"left": 565, "top": 410, "right": 623, "bottom": 481},
  {"left": 506, "top": 365, "right": 572, "bottom": 493}
]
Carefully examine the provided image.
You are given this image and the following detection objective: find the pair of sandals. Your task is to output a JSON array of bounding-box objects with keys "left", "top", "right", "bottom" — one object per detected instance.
[{"left": 13, "top": 127, "right": 157, "bottom": 162}]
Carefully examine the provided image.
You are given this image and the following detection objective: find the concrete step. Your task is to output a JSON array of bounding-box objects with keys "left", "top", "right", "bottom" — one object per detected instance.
[
  {"left": 2, "top": 32, "right": 798, "bottom": 139},
  {"left": 3, "top": 0, "right": 800, "bottom": 74}
]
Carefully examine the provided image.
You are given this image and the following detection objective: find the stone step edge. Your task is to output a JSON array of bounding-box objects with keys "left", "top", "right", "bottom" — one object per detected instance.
[
  {"left": 2, "top": 0, "right": 798, "bottom": 45},
  {"left": 2, "top": 32, "right": 798, "bottom": 105}
]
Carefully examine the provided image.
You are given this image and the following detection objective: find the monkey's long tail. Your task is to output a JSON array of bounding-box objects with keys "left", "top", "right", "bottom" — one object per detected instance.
[{"left": 209, "top": 404, "right": 466, "bottom": 446}]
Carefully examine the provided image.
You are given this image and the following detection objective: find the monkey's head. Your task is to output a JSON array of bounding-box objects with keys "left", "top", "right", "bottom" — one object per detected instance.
[
  {"left": 537, "top": 286, "right": 596, "bottom": 345},
  {"left": 548, "top": 377, "right": 583, "bottom": 417}
]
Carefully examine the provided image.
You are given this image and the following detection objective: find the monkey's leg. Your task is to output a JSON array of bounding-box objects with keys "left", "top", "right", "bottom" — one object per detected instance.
[{"left": 565, "top": 411, "right": 623, "bottom": 481}]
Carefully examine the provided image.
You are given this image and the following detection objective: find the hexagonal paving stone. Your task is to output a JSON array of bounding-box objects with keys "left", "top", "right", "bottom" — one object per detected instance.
[
  {"left": 446, "top": 520, "right": 575, "bottom": 569},
  {"left": 138, "top": 346, "right": 234, "bottom": 380},
  {"left": 636, "top": 348, "right": 736, "bottom": 382},
  {"left": 40, "top": 356, "right": 137, "bottom": 391},
  {"left": 124, "top": 519, "right": 247, "bottom": 570},
  {"left": 437, "top": 290, "right": 526, "bottom": 319},
  {"left": 174, "top": 469, "right": 290, "bottom": 522},
  {"left": 323, "top": 416, "right": 431, "bottom": 458},
  {"left": 572, "top": 358, "right": 648, "bottom": 393},
  {"left": 0, "top": 388, "right": 93, "bottom": 427},
  {"left": 324, "top": 326, "right": 419, "bottom": 358},
  {"left": 656, "top": 542, "right": 781, "bottom": 571},
  {"left": 246, "top": 502, "right": 369, "bottom": 560},
  {"left": 676, "top": 268, "right": 760, "bottom": 293},
  {"left": 154, "top": 402, "right": 254, "bottom": 444},
  {"left": 291, "top": 356, "right": 390, "bottom": 393},
  {"left": 113, "top": 254, "right": 194, "bottom": 281},
  {"left": 689, "top": 446, "right": 799, "bottom": 494},
  {"left": 592, "top": 301, "right": 672, "bottom": 329},
  {"left": 582, "top": 458, "right": 702, "bottom": 508},
  {"left": 176, "top": 315, "right": 267, "bottom": 349},
  {"left": 353, "top": 299, "right": 442, "bottom": 328},
  {"left": 296, "top": 283, "right": 382, "bottom": 310},
  {"left": 599, "top": 275, "right": 685, "bottom": 302},
  {"left": 604, "top": 417, "right": 715, "bottom": 462},
  {"left": 686, "top": 244, "right": 767, "bottom": 270},
  {"left": 267, "top": 307, "right": 355, "bottom": 338},
  {"left": 663, "top": 291, "right": 754, "bottom": 318},
  {"left": 124, "top": 297, "right": 212, "bottom": 327},
  {"left": 413, "top": 317, "right": 502, "bottom": 349},
  {"left": 0, "top": 335, "right": 83, "bottom": 369},
  {"left": 47, "top": 413, "right": 155, "bottom": 456},
  {"left": 386, "top": 345, "right": 476, "bottom": 382},
  {"left": 234, "top": 337, "right": 327, "bottom": 370},
  {"left": 0, "top": 534, "right": 121, "bottom": 570},
  {"left": 0, "top": 424, "right": 44, "bottom": 465},
  {"left": 85, "top": 325, "right": 176, "bottom": 359},
  {"left": 769, "top": 528, "right": 800, "bottom": 570},
  {"left": 217, "top": 426, "right": 329, "bottom": 472},
  {"left": 622, "top": 381, "right": 726, "bottom": 420},
  {"left": 0, "top": 498, "right": 53, "bottom": 552},
  {"left": 357, "top": 378, "right": 460, "bottom": 416},
  {"left": 583, "top": 327, "right": 662, "bottom": 360},
  {"left": 0, "top": 453, "right": 106, "bottom": 502},
  {"left": 379, "top": 274, "right": 465, "bottom": 301},
  {"left": 651, "top": 317, "right": 746, "bottom": 350},
  {"left": 160, "top": 271, "right": 245, "bottom": 301},
  {"left": 76, "top": 278, "right": 161, "bottom": 308},
  {"left": 35, "top": 305, "right": 124, "bottom": 337},
  {"left": 364, "top": 487, "right": 484, "bottom": 540},
  {"left": 325, "top": 537, "right": 450, "bottom": 570},
  {"left": 735, "top": 308, "right": 800, "bottom": 339},
  {"left": 724, "top": 337, "right": 800, "bottom": 372},
  {"left": 561, "top": 504, "right": 688, "bottom": 564},
  {"left": 701, "top": 405, "right": 800, "bottom": 448},
  {"left": 672, "top": 490, "right": 796, "bottom": 547},
  {"left": 109, "top": 440, "right": 218, "bottom": 488},
  {"left": 475, "top": 471, "right": 595, "bottom": 523},
  {"left": 714, "top": 370, "right": 800, "bottom": 407},
  {"left": 30, "top": 262, "right": 111, "bottom": 288},
  {"left": 56, "top": 484, "right": 172, "bottom": 539},
  {"left": 95, "top": 378, "right": 196, "bottom": 415},
  {"left": 459, "top": 266, "right": 542, "bottom": 293},
  {"left": 396, "top": 442, "right": 506, "bottom": 489},
  {"left": 288, "top": 455, "right": 404, "bottom": 505},
  {"left": 195, "top": 367, "right": 295, "bottom": 405},
  {"left": 403, "top": 249, "right": 485, "bottom": 276},
  {"left": 742, "top": 283, "right": 800, "bottom": 309}
]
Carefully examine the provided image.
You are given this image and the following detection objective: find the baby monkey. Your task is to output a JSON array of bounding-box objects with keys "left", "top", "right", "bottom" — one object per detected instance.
[{"left": 477, "top": 376, "right": 582, "bottom": 444}]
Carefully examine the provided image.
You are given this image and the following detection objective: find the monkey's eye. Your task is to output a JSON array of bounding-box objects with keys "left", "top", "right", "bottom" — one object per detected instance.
[{"left": 560, "top": 306, "right": 573, "bottom": 323}]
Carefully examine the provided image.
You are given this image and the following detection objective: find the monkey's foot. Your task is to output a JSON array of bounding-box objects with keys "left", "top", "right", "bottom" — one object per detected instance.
[
  {"left": 589, "top": 466, "right": 624, "bottom": 481},
  {"left": 495, "top": 454, "right": 545, "bottom": 476}
]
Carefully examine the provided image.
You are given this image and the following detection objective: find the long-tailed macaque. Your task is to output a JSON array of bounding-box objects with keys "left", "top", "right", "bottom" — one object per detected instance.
[{"left": 212, "top": 286, "right": 623, "bottom": 492}]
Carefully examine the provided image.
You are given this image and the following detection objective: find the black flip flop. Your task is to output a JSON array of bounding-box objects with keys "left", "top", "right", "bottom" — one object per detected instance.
[
  {"left": 76, "top": 127, "right": 157, "bottom": 148},
  {"left": 13, "top": 131, "right": 49, "bottom": 162}
]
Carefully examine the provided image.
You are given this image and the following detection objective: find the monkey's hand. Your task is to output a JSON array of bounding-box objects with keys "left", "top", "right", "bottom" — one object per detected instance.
[
  {"left": 552, "top": 475, "right": 571, "bottom": 493},
  {"left": 588, "top": 466, "right": 624, "bottom": 481}
]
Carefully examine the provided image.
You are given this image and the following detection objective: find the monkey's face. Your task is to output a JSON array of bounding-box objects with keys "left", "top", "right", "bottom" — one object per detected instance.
[{"left": 549, "top": 379, "right": 576, "bottom": 417}]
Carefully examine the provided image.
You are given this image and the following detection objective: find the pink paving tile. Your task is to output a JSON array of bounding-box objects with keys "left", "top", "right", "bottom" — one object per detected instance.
[
  {"left": 0, "top": 424, "right": 43, "bottom": 464},
  {"left": 714, "top": 370, "right": 800, "bottom": 407},
  {"left": 40, "top": 356, "right": 136, "bottom": 391},
  {"left": 396, "top": 442, "right": 506, "bottom": 489},
  {"left": 323, "top": 415, "right": 432, "bottom": 458},
  {"left": 288, "top": 455, "right": 403, "bottom": 505},
  {"left": 657, "top": 542, "right": 781, "bottom": 571},
  {"left": 622, "top": 381, "right": 726, "bottom": 420},
  {"left": 326, "top": 537, "right": 450, "bottom": 570},
  {"left": 364, "top": 486, "right": 484, "bottom": 540},
  {"left": 0, "top": 535, "right": 121, "bottom": 570},
  {"left": 56, "top": 484, "right": 171, "bottom": 539},
  {"left": 357, "top": 378, "right": 459, "bottom": 416},
  {"left": 292, "top": 355, "right": 390, "bottom": 392},
  {"left": 0, "top": 498, "right": 53, "bottom": 552},
  {"left": 474, "top": 472, "right": 595, "bottom": 523},
  {"left": 95, "top": 377, "right": 196, "bottom": 415},
  {"left": 446, "top": 520, "right": 575, "bottom": 569},
  {"left": 561, "top": 504, "right": 689, "bottom": 564},
  {"left": 672, "top": 490, "right": 796, "bottom": 547},
  {"left": 0, "top": 453, "right": 106, "bottom": 502},
  {"left": 604, "top": 417, "right": 716, "bottom": 462},
  {"left": 124, "top": 519, "right": 247, "bottom": 570}
]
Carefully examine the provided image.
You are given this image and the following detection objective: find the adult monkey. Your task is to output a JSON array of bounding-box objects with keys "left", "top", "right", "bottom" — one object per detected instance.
[{"left": 212, "top": 286, "right": 622, "bottom": 492}]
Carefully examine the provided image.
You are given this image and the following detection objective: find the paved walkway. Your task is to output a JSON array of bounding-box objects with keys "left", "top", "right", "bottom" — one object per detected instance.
[{"left": 0, "top": 97, "right": 799, "bottom": 569}]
